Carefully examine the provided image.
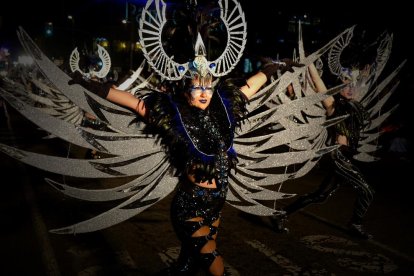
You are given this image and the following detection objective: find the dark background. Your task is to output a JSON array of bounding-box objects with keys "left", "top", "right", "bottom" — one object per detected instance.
[
  {"left": 1, "top": 0, "right": 412, "bottom": 149},
  {"left": 0, "top": 2, "right": 413, "bottom": 275}
]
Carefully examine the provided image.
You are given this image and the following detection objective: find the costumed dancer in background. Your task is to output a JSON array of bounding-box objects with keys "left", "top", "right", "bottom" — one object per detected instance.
[
  {"left": 271, "top": 29, "right": 406, "bottom": 239},
  {"left": 272, "top": 62, "right": 374, "bottom": 239},
  {"left": 69, "top": 44, "right": 112, "bottom": 133}
]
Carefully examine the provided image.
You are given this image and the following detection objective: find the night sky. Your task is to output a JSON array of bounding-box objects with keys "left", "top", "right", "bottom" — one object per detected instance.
[
  {"left": 1, "top": 1, "right": 411, "bottom": 62},
  {"left": 1, "top": 1, "right": 411, "bottom": 55},
  {"left": 1, "top": 0, "right": 413, "bottom": 139}
]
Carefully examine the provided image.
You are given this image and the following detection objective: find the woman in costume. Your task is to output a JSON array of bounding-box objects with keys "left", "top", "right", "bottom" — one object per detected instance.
[
  {"left": 270, "top": 28, "right": 404, "bottom": 239},
  {"left": 2, "top": 2, "right": 366, "bottom": 275},
  {"left": 69, "top": 33, "right": 299, "bottom": 276},
  {"left": 271, "top": 62, "right": 375, "bottom": 239},
  {"left": 66, "top": 0, "right": 304, "bottom": 272}
]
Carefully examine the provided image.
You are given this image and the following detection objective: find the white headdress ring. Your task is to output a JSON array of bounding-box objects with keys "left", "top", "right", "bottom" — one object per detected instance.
[
  {"left": 138, "top": 0, "right": 247, "bottom": 80},
  {"left": 69, "top": 44, "right": 111, "bottom": 79},
  {"left": 327, "top": 26, "right": 393, "bottom": 87}
]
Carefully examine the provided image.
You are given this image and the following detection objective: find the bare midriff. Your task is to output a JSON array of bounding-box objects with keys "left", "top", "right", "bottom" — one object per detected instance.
[{"left": 187, "top": 174, "right": 218, "bottom": 189}]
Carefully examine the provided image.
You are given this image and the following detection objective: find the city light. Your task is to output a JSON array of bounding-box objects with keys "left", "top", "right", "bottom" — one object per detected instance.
[{"left": 44, "top": 22, "right": 53, "bottom": 37}]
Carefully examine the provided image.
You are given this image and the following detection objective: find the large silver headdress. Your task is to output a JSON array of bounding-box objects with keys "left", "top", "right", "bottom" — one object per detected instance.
[
  {"left": 327, "top": 27, "right": 393, "bottom": 85},
  {"left": 327, "top": 25, "right": 355, "bottom": 82},
  {"left": 327, "top": 28, "right": 393, "bottom": 101},
  {"left": 69, "top": 44, "right": 111, "bottom": 79},
  {"left": 138, "top": 0, "right": 247, "bottom": 80}
]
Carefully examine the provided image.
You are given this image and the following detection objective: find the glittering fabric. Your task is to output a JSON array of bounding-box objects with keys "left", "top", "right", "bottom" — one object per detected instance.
[
  {"left": 144, "top": 83, "right": 247, "bottom": 183},
  {"left": 171, "top": 177, "right": 226, "bottom": 239},
  {"left": 328, "top": 94, "right": 374, "bottom": 220},
  {"left": 282, "top": 148, "right": 374, "bottom": 224},
  {"left": 330, "top": 94, "right": 370, "bottom": 151},
  {"left": 144, "top": 82, "right": 247, "bottom": 272},
  {"left": 302, "top": 94, "right": 374, "bottom": 224},
  {"left": 332, "top": 148, "right": 374, "bottom": 222}
]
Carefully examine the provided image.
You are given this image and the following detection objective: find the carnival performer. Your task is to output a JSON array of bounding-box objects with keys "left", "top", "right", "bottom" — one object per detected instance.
[
  {"left": 65, "top": 0, "right": 303, "bottom": 271},
  {"left": 269, "top": 25, "right": 407, "bottom": 240},
  {"left": 271, "top": 61, "right": 375, "bottom": 239},
  {"left": 2, "top": 1, "right": 351, "bottom": 275},
  {"left": 68, "top": 39, "right": 300, "bottom": 275}
]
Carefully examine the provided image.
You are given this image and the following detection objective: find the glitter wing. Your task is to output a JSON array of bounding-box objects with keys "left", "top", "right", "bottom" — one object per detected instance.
[
  {"left": 225, "top": 26, "right": 355, "bottom": 216},
  {"left": 0, "top": 28, "right": 180, "bottom": 233},
  {"left": 326, "top": 30, "right": 406, "bottom": 162},
  {"left": 49, "top": 167, "right": 178, "bottom": 234},
  {"left": 354, "top": 58, "right": 407, "bottom": 162}
]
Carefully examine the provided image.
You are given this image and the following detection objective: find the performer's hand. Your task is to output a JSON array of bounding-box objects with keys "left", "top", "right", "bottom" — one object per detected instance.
[
  {"left": 68, "top": 71, "right": 111, "bottom": 99},
  {"left": 279, "top": 58, "right": 305, "bottom": 73},
  {"left": 259, "top": 57, "right": 278, "bottom": 79},
  {"left": 67, "top": 71, "right": 85, "bottom": 85},
  {"left": 260, "top": 57, "right": 304, "bottom": 80}
]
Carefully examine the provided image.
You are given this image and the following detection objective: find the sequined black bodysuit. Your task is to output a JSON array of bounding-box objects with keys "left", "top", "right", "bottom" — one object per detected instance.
[
  {"left": 144, "top": 84, "right": 247, "bottom": 274},
  {"left": 281, "top": 94, "right": 374, "bottom": 227}
]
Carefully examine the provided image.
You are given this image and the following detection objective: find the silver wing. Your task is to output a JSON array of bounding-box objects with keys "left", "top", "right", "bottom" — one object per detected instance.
[
  {"left": 2, "top": 73, "right": 84, "bottom": 127},
  {"left": 116, "top": 59, "right": 156, "bottom": 94},
  {"left": 0, "top": 28, "right": 178, "bottom": 234},
  {"left": 354, "top": 59, "right": 407, "bottom": 162},
  {"left": 327, "top": 26, "right": 355, "bottom": 78},
  {"left": 326, "top": 30, "right": 406, "bottom": 162},
  {"left": 225, "top": 26, "right": 355, "bottom": 216}
]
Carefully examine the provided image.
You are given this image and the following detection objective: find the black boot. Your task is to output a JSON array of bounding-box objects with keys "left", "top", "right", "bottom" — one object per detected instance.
[
  {"left": 270, "top": 212, "right": 289, "bottom": 233},
  {"left": 347, "top": 222, "right": 373, "bottom": 239},
  {"left": 171, "top": 248, "right": 198, "bottom": 275}
]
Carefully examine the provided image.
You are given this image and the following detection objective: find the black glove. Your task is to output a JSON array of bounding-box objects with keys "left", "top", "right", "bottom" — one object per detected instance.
[
  {"left": 68, "top": 71, "right": 111, "bottom": 99},
  {"left": 280, "top": 58, "right": 305, "bottom": 73},
  {"left": 260, "top": 58, "right": 305, "bottom": 79}
]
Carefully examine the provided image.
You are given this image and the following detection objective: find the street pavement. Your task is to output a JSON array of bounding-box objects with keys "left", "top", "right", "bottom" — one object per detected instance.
[{"left": 1, "top": 106, "right": 414, "bottom": 276}]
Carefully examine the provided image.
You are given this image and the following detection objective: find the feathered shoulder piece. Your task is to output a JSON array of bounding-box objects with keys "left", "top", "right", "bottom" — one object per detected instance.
[
  {"left": 142, "top": 92, "right": 193, "bottom": 175},
  {"left": 216, "top": 78, "right": 249, "bottom": 127},
  {"left": 144, "top": 92, "right": 175, "bottom": 126}
]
